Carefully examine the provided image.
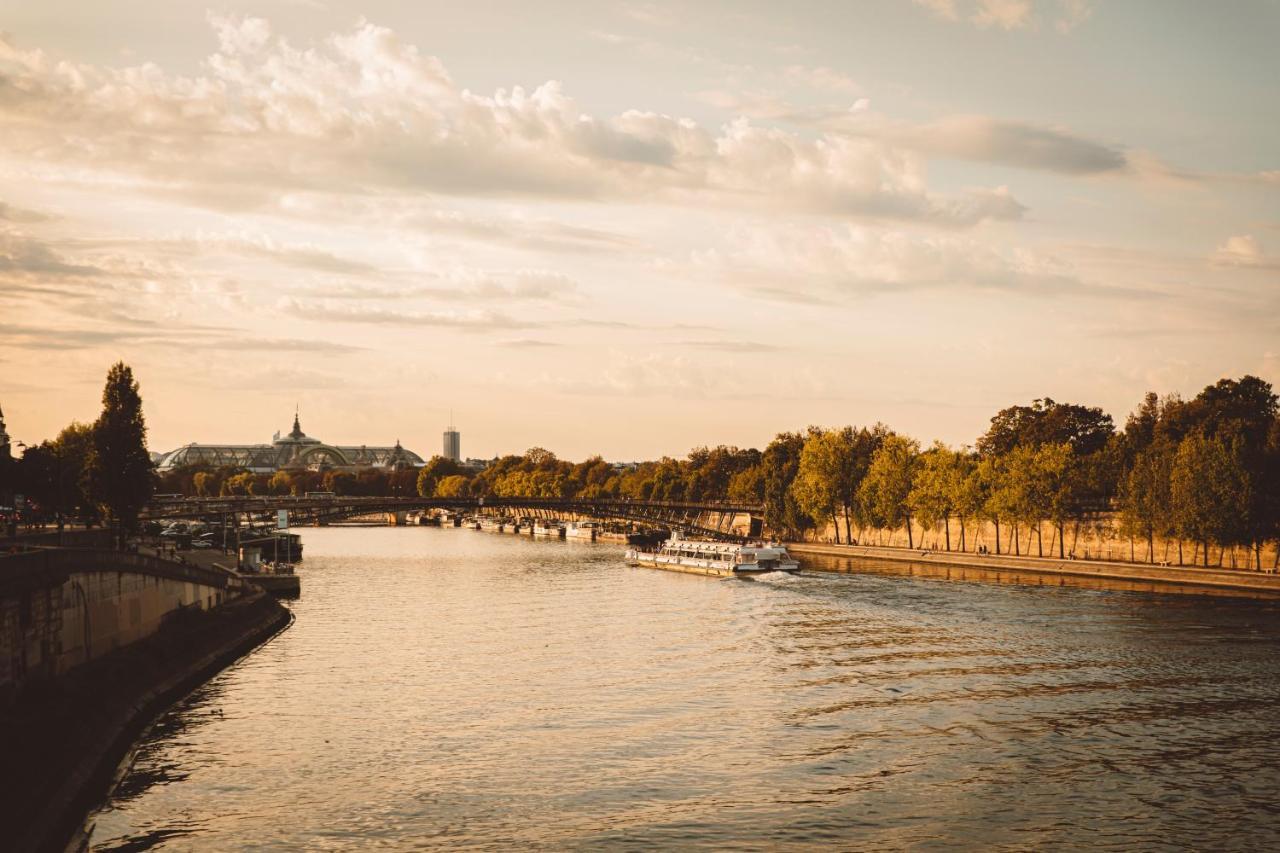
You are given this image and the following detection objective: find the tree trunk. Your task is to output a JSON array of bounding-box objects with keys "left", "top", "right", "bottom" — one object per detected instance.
[
  {"left": 1013, "top": 523, "right": 1019, "bottom": 556},
  {"left": 944, "top": 515, "right": 951, "bottom": 551},
  {"left": 1203, "top": 540, "right": 1209, "bottom": 568},
  {"left": 959, "top": 519, "right": 966, "bottom": 552},
  {"left": 832, "top": 512, "right": 840, "bottom": 544},
  {"left": 1130, "top": 536, "right": 1135, "bottom": 562},
  {"left": 1148, "top": 530, "right": 1155, "bottom": 564},
  {"left": 1256, "top": 541, "right": 1263, "bottom": 571},
  {"left": 994, "top": 519, "right": 1001, "bottom": 555},
  {"left": 1177, "top": 539, "right": 1183, "bottom": 567},
  {"left": 906, "top": 514, "right": 914, "bottom": 549},
  {"left": 1059, "top": 523, "right": 1066, "bottom": 558},
  {"left": 1034, "top": 525, "right": 1042, "bottom": 557},
  {"left": 844, "top": 508, "right": 852, "bottom": 546}
]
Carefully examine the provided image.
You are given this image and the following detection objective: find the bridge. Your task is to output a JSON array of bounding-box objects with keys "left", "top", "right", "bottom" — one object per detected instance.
[{"left": 142, "top": 495, "right": 765, "bottom": 540}]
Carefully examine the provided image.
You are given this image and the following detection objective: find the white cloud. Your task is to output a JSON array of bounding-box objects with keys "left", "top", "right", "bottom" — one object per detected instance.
[
  {"left": 690, "top": 223, "right": 1156, "bottom": 302},
  {"left": 1212, "top": 234, "right": 1277, "bottom": 269},
  {"left": 0, "top": 18, "right": 1022, "bottom": 227},
  {"left": 973, "top": 0, "right": 1034, "bottom": 30},
  {"left": 911, "top": 0, "right": 1094, "bottom": 33}
]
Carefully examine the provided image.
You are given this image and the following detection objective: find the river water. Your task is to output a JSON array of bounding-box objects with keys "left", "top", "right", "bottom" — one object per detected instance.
[{"left": 88, "top": 527, "right": 1280, "bottom": 850}]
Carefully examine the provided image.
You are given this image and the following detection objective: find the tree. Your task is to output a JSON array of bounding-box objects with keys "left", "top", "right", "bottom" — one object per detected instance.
[
  {"left": 909, "top": 443, "right": 966, "bottom": 551},
  {"left": 436, "top": 474, "right": 471, "bottom": 498},
  {"left": 793, "top": 430, "right": 845, "bottom": 542},
  {"left": 761, "top": 431, "right": 813, "bottom": 538},
  {"left": 417, "top": 455, "right": 464, "bottom": 497},
  {"left": 978, "top": 398, "right": 1114, "bottom": 457},
  {"left": 1118, "top": 443, "right": 1174, "bottom": 563},
  {"left": 269, "top": 470, "right": 293, "bottom": 496},
  {"left": 859, "top": 435, "right": 920, "bottom": 547},
  {"left": 1170, "top": 432, "right": 1251, "bottom": 566},
  {"left": 85, "top": 363, "right": 154, "bottom": 543}
]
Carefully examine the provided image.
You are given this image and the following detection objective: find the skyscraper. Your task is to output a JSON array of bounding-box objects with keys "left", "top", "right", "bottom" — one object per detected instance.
[{"left": 443, "top": 417, "right": 461, "bottom": 462}]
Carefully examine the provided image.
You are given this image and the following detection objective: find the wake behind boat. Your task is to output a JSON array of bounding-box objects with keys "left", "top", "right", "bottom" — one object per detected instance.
[{"left": 625, "top": 532, "right": 800, "bottom": 577}]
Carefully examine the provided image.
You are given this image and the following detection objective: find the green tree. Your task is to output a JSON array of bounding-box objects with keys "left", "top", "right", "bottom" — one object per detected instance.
[
  {"left": 909, "top": 443, "right": 966, "bottom": 551},
  {"left": 793, "top": 430, "right": 845, "bottom": 542},
  {"left": 761, "top": 431, "right": 813, "bottom": 538},
  {"left": 436, "top": 474, "right": 470, "bottom": 498},
  {"left": 86, "top": 362, "right": 154, "bottom": 544},
  {"left": 417, "top": 455, "right": 465, "bottom": 497},
  {"left": 859, "top": 435, "right": 920, "bottom": 548},
  {"left": 1118, "top": 443, "right": 1174, "bottom": 563},
  {"left": 1170, "top": 432, "right": 1251, "bottom": 566}
]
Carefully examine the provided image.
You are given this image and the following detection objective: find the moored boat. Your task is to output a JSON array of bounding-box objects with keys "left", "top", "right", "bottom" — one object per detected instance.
[
  {"left": 566, "top": 521, "right": 598, "bottom": 541},
  {"left": 533, "top": 520, "right": 565, "bottom": 538},
  {"left": 625, "top": 532, "right": 799, "bottom": 577}
]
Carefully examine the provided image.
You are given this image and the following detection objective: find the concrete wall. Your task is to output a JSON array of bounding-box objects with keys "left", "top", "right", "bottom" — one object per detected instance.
[{"left": 0, "top": 550, "right": 234, "bottom": 699}]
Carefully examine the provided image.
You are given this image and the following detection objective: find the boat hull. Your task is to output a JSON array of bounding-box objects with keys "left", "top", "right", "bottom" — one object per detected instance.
[{"left": 625, "top": 552, "right": 799, "bottom": 577}]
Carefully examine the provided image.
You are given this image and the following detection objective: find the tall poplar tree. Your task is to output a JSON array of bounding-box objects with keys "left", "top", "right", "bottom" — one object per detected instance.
[{"left": 87, "top": 362, "right": 154, "bottom": 543}]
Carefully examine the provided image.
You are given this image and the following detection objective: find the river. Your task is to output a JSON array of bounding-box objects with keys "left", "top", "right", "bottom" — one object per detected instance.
[{"left": 87, "top": 527, "right": 1280, "bottom": 850}]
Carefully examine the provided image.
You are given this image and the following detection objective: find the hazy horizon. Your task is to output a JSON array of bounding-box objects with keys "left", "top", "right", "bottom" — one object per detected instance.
[{"left": 3, "top": 0, "right": 1277, "bottom": 460}]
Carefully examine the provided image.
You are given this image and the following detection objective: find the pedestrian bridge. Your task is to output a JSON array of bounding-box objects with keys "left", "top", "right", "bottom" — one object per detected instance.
[{"left": 142, "top": 496, "right": 765, "bottom": 540}]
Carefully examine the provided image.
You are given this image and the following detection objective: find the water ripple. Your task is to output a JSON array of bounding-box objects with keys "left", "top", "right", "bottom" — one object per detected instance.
[{"left": 88, "top": 528, "right": 1280, "bottom": 850}]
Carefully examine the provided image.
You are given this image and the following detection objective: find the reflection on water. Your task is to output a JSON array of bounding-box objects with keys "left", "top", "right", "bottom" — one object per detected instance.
[{"left": 89, "top": 528, "right": 1280, "bottom": 850}]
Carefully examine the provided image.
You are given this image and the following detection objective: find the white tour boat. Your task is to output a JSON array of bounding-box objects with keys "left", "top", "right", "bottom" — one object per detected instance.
[{"left": 625, "top": 532, "right": 800, "bottom": 577}]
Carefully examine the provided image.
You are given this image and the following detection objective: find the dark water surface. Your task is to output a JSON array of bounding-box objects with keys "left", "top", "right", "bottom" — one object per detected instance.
[{"left": 89, "top": 528, "right": 1280, "bottom": 850}]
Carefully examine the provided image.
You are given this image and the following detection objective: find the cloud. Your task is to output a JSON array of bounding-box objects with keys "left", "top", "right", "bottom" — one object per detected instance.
[
  {"left": 692, "top": 223, "right": 1163, "bottom": 302},
  {"left": 0, "top": 231, "right": 102, "bottom": 277},
  {"left": 0, "top": 18, "right": 1022, "bottom": 227},
  {"left": 498, "top": 338, "right": 561, "bottom": 348},
  {"left": 710, "top": 119, "right": 1025, "bottom": 225},
  {"left": 279, "top": 297, "right": 536, "bottom": 331},
  {"left": 911, "top": 0, "right": 1094, "bottom": 33},
  {"left": 813, "top": 112, "right": 1127, "bottom": 176},
  {"left": 973, "top": 0, "right": 1034, "bottom": 29},
  {"left": 677, "top": 340, "right": 784, "bottom": 353},
  {"left": 0, "top": 201, "right": 50, "bottom": 223},
  {"left": 1212, "top": 234, "right": 1279, "bottom": 270}
]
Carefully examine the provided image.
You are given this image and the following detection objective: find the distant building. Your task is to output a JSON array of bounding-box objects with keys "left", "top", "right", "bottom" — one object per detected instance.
[
  {"left": 443, "top": 424, "right": 461, "bottom": 462},
  {"left": 156, "top": 412, "right": 425, "bottom": 473}
]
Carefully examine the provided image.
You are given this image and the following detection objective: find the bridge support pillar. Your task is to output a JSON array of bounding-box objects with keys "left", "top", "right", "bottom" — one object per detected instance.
[{"left": 387, "top": 511, "right": 408, "bottom": 526}]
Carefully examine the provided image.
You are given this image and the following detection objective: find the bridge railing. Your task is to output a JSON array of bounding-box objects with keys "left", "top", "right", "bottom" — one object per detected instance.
[{"left": 146, "top": 495, "right": 764, "bottom": 515}]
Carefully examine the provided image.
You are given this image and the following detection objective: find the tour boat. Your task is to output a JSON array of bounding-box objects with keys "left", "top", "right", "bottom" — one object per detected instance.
[{"left": 625, "top": 532, "right": 800, "bottom": 577}]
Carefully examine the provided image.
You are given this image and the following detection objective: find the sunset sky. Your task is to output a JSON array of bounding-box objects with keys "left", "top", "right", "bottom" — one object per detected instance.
[{"left": 2, "top": 0, "right": 1277, "bottom": 461}]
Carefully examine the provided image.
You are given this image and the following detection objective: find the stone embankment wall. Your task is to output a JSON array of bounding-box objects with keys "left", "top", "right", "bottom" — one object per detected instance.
[
  {"left": 789, "top": 542, "right": 1280, "bottom": 599},
  {"left": 0, "top": 547, "right": 289, "bottom": 853},
  {"left": 801, "top": 513, "right": 1279, "bottom": 570},
  {"left": 0, "top": 549, "right": 240, "bottom": 702}
]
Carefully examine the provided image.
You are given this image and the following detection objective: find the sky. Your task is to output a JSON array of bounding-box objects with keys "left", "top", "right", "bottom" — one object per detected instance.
[{"left": 1, "top": 0, "right": 1277, "bottom": 461}]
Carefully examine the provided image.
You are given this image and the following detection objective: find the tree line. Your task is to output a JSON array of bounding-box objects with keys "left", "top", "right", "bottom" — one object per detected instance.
[
  {"left": 8, "top": 368, "right": 1277, "bottom": 567},
  {"left": 403, "top": 376, "right": 1279, "bottom": 568},
  {"left": 1, "top": 362, "right": 154, "bottom": 544}
]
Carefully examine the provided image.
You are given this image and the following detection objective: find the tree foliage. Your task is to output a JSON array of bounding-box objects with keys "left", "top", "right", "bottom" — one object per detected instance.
[{"left": 86, "top": 362, "right": 154, "bottom": 539}]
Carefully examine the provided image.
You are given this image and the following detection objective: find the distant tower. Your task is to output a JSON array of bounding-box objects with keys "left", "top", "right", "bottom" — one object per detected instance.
[
  {"left": 443, "top": 414, "right": 461, "bottom": 462},
  {"left": 0, "top": 402, "right": 10, "bottom": 461}
]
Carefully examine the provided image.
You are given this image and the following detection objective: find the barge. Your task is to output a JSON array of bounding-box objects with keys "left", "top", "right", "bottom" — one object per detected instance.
[{"left": 626, "top": 533, "right": 800, "bottom": 577}]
